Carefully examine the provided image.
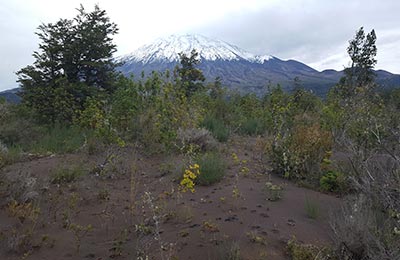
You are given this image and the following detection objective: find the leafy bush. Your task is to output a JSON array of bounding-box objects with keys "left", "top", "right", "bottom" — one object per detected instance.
[
  {"left": 264, "top": 181, "right": 283, "bottom": 201},
  {"left": 78, "top": 98, "right": 125, "bottom": 147},
  {"left": 201, "top": 115, "right": 229, "bottom": 142},
  {"left": 195, "top": 152, "right": 226, "bottom": 185},
  {"left": 319, "top": 171, "right": 346, "bottom": 193},
  {"left": 270, "top": 122, "right": 332, "bottom": 183},
  {"left": 0, "top": 103, "right": 45, "bottom": 148}
]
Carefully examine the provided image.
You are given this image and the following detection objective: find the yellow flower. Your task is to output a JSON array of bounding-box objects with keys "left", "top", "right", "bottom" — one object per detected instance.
[{"left": 180, "top": 163, "right": 201, "bottom": 193}]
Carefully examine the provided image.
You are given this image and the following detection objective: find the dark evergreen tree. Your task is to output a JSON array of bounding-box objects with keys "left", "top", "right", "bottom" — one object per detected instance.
[
  {"left": 73, "top": 5, "right": 118, "bottom": 91},
  {"left": 17, "top": 5, "right": 118, "bottom": 123},
  {"left": 176, "top": 49, "right": 205, "bottom": 96},
  {"left": 336, "top": 27, "right": 377, "bottom": 97}
]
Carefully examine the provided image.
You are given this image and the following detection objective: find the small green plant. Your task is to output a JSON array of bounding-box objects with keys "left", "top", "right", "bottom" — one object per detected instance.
[
  {"left": 178, "top": 229, "right": 189, "bottom": 237},
  {"left": 134, "top": 223, "right": 153, "bottom": 235},
  {"left": 195, "top": 152, "right": 226, "bottom": 185},
  {"left": 220, "top": 241, "right": 241, "bottom": 260},
  {"left": 232, "top": 186, "right": 241, "bottom": 199},
  {"left": 286, "top": 237, "right": 334, "bottom": 260},
  {"left": 68, "top": 223, "right": 93, "bottom": 253},
  {"left": 109, "top": 229, "right": 129, "bottom": 258},
  {"left": 304, "top": 196, "right": 320, "bottom": 219},
  {"left": 51, "top": 165, "right": 84, "bottom": 184},
  {"left": 320, "top": 170, "right": 345, "bottom": 193},
  {"left": 231, "top": 152, "right": 240, "bottom": 165},
  {"left": 202, "top": 221, "right": 219, "bottom": 233},
  {"left": 97, "top": 188, "right": 110, "bottom": 201},
  {"left": 264, "top": 182, "right": 283, "bottom": 201},
  {"left": 246, "top": 231, "right": 266, "bottom": 245}
]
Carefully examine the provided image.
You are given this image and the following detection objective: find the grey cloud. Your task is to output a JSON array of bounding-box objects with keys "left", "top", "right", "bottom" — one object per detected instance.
[
  {"left": 195, "top": 0, "right": 400, "bottom": 72},
  {"left": 1, "top": 0, "right": 399, "bottom": 91}
]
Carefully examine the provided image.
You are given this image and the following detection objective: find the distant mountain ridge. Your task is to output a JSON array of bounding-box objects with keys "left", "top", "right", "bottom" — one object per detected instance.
[
  {"left": 2, "top": 34, "right": 399, "bottom": 101},
  {"left": 118, "top": 34, "right": 400, "bottom": 96},
  {"left": 0, "top": 88, "right": 20, "bottom": 103}
]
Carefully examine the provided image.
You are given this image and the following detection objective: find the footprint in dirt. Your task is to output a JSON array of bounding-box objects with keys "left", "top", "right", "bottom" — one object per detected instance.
[
  {"left": 287, "top": 219, "right": 296, "bottom": 226},
  {"left": 224, "top": 215, "right": 239, "bottom": 222}
]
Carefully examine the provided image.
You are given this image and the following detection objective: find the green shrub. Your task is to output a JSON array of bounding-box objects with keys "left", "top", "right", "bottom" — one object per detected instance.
[
  {"left": 0, "top": 103, "right": 45, "bottom": 148},
  {"left": 320, "top": 171, "right": 346, "bottom": 193},
  {"left": 270, "top": 123, "right": 332, "bottom": 183},
  {"left": 196, "top": 152, "right": 226, "bottom": 185},
  {"left": 264, "top": 182, "right": 283, "bottom": 201},
  {"left": 51, "top": 166, "right": 85, "bottom": 184},
  {"left": 201, "top": 115, "right": 229, "bottom": 142},
  {"left": 287, "top": 238, "right": 335, "bottom": 260}
]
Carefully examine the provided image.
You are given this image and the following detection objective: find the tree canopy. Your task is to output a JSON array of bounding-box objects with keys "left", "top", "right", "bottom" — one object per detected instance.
[
  {"left": 176, "top": 49, "right": 205, "bottom": 97},
  {"left": 336, "top": 27, "right": 377, "bottom": 98},
  {"left": 17, "top": 5, "right": 118, "bottom": 123}
]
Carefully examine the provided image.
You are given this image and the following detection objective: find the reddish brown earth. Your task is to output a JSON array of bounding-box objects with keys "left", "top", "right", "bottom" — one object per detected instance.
[{"left": 0, "top": 136, "right": 340, "bottom": 260}]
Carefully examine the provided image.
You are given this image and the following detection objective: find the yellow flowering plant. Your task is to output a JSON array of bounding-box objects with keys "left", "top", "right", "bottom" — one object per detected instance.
[{"left": 180, "top": 164, "right": 200, "bottom": 193}]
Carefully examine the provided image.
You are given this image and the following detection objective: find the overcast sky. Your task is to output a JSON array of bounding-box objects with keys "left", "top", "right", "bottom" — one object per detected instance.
[{"left": 1, "top": 0, "right": 399, "bottom": 91}]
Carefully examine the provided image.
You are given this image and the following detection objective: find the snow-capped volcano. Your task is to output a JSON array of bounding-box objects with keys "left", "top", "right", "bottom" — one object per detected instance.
[
  {"left": 120, "top": 34, "right": 273, "bottom": 64},
  {"left": 117, "top": 34, "right": 400, "bottom": 97}
]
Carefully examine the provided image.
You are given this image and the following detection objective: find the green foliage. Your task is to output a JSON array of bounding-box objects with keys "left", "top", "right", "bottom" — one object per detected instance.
[
  {"left": 30, "top": 125, "right": 90, "bottom": 154},
  {"left": 176, "top": 49, "right": 205, "bottom": 97},
  {"left": 270, "top": 122, "right": 332, "bottom": 182},
  {"left": 78, "top": 98, "right": 125, "bottom": 146},
  {"left": 319, "top": 171, "right": 346, "bottom": 193},
  {"left": 304, "top": 196, "right": 320, "bottom": 219},
  {"left": 17, "top": 5, "right": 118, "bottom": 124},
  {"left": 0, "top": 103, "right": 44, "bottom": 147},
  {"left": 109, "top": 76, "right": 140, "bottom": 132},
  {"left": 0, "top": 145, "right": 22, "bottom": 169},
  {"left": 332, "top": 27, "right": 377, "bottom": 106},
  {"left": 108, "top": 73, "right": 202, "bottom": 153},
  {"left": 239, "top": 117, "right": 265, "bottom": 136},
  {"left": 195, "top": 152, "right": 226, "bottom": 185},
  {"left": 264, "top": 182, "right": 283, "bottom": 201},
  {"left": 343, "top": 27, "right": 377, "bottom": 91},
  {"left": 381, "top": 87, "right": 400, "bottom": 110},
  {"left": 287, "top": 238, "right": 335, "bottom": 260},
  {"left": 291, "top": 88, "right": 322, "bottom": 114},
  {"left": 51, "top": 165, "right": 85, "bottom": 184},
  {"left": 219, "top": 241, "right": 241, "bottom": 260},
  {"left": 201, "top": 115, "right": 230, "bottom": 142}
]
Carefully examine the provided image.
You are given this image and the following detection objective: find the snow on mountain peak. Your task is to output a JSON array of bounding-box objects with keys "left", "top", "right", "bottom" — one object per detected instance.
[{"left": 120, "top": 34, "right": 273, "bottom": 64}]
